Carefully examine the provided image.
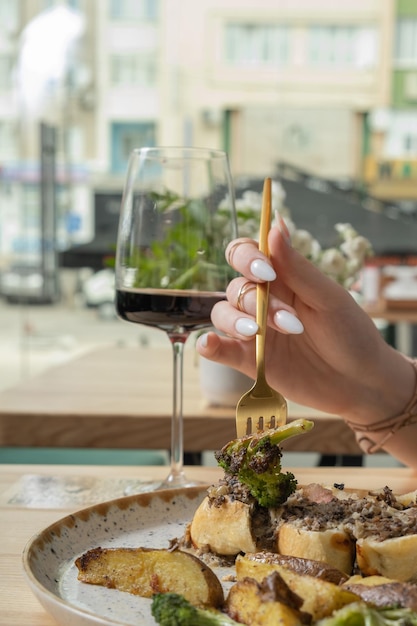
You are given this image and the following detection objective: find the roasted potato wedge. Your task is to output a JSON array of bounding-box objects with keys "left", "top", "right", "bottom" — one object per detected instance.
[
  {"left": 236, "top": 553, "right": 359, "bottom": 620},
  {"left": 344, "top": 574, "right": 393, "bottom": 586},
  {"left": 226, "top": 574, "right": 307, "bottom": 626},
  {"left": 75, "top": 547, "right": 224, "bottom": 607},
  {"left": 343, "top": 580, "right": 417, "bottom": 611},
  {"left": 241, "top": 551, "right": 348, "bottom": 585}
]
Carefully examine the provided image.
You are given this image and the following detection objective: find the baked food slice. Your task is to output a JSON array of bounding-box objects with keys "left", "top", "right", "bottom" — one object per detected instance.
[
  {"left": 190, "top": 480, "right": 417, "bottom": 581},
  {"left": 277, "top": 523, "right": 354, "bottom": 576},
  {"left": 190, "top": 496, "right": 257, "bottom": 556},
  {"left": 356, "top": 534, "right": 417, "bottom": 582}
]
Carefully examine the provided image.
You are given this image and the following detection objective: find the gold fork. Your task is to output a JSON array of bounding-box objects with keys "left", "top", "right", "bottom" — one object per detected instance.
[{"left": 235, "top": 177, "right": 288, "bottom": 437}]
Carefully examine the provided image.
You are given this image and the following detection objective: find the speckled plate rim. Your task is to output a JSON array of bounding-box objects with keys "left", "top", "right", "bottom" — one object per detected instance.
[{"left": 22, "top": 485, "right": 211, "bottom": 626}]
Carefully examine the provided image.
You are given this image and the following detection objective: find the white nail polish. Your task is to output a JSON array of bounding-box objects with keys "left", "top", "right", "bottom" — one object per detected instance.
[
  {"left": 235, "top": 317, "right": 259, "bottom": 337},
  {"left": 198, "top": 332, "right": 208, "bottom": 348},
  {"left": 250, "top": 259, "right": 277, "bottom": 281},
  {"left": 274, "top": 310, "right": 304, "bottom": 334}
]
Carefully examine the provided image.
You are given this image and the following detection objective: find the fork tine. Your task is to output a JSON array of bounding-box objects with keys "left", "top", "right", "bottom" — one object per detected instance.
[
  {"left": 237, "top": 411, "right": 272, "bottom": 437},
  {"left": 243, "top": 407, "right": 280, "bottom": 435},
  {"left": 237, "top": 388, "right": 287, "bottom": 436}
]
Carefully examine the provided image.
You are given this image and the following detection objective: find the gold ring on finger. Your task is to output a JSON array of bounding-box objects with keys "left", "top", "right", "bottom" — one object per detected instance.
[
  {"left": 226, "top": 239, "right": 248, "bottom": 265},
  {"left": 236, "top": 281, "right": 256, "bottom": 312}
]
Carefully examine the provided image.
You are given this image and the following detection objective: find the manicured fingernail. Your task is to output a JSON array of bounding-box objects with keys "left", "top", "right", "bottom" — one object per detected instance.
[
  {"left": 198, "top": 332, "right": 208, "bottom": 348},
  {"left": 278, "top": 214, "right": 292, "bottom": 246},
  {"left": 235, "top": 317, "right": 259, "bottom": 337},
  {"left": 250, "top": 259, "right": 276, "bottom": 281},
  {"left": 274, "top": 310, "right": 304, "bottom": 334}
]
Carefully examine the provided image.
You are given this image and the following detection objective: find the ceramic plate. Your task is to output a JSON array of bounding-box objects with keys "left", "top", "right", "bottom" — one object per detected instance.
[{"left": 22, "top": 486, "right": 231, "bottom": 626}]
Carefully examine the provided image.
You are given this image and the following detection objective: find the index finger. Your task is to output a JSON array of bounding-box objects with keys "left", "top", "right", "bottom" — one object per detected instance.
[{"left": 226, "top": 237, "right": 276, "bottom": 283}]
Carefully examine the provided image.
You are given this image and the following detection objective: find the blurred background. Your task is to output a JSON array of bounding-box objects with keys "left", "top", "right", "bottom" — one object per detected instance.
[{"left": 1, "top": 0, "right": 417, "bottom": 392}]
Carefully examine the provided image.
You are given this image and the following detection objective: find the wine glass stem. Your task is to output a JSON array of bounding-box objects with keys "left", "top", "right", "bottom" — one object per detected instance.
[{"left": 168, "top": 335, "right": 188, "bottom": 482}]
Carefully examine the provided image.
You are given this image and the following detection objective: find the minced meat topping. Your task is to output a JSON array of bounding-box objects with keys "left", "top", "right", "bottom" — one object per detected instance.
[
  {"left": 275, "top": 485, "right": 417, "bottom": 541},
  {"left": 207, "top": 474, "right": 256, "bottom": 506},
  {"left": 207, "top": 479, "right": 417, "bottom": 543}
]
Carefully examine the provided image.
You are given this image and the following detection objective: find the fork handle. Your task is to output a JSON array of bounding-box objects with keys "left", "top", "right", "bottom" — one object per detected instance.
[
  {"left": 256, "top": 178, "right": 272, "bottom": 381},
  {"left": 258, "top": 178, "right": 271, "bottom": 257},
  {"left": 256, "top": 281, "right": 269, "bottom": 381}
]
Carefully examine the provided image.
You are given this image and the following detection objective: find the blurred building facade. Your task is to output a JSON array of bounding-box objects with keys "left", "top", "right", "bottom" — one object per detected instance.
[
  {"left": 363, "top": 0, "right": 417, "bottom": 205},
  {"left": 0, "top": 0, "right": 415, "bottom": 270}
]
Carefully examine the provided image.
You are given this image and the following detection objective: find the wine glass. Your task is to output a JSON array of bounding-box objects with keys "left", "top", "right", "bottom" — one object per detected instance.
[{"left": 115, "top": 146, "right": 237, "bottom": 491}]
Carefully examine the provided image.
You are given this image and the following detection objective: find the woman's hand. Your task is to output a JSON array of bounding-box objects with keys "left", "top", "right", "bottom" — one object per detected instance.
[{"left": 197, "top": 223, "right": 414, "bottom": 425}]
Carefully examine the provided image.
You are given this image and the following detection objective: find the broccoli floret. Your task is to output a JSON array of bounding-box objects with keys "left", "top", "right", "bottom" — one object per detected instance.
[
  {"left": 317, "top": 601, "right": 417, "bottom": 626},
  {"left": 151, "top": 593, "right": 239, "bottom": 626},
  {"left": 215, "top": 418, "right": 314, "bottom": 508}
]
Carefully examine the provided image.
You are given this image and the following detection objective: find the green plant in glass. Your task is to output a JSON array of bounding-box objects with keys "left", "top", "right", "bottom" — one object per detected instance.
[{"left": 132, "top": 190, "right": 235, "bottom": 292}]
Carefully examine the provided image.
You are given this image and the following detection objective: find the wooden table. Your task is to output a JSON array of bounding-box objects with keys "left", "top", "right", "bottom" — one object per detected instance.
[
  {"left": 2, "top": 463, "right": 417, "bottom": 626},
  {"left": 0, "top": 345, "right": 362, "bottom": 455}
]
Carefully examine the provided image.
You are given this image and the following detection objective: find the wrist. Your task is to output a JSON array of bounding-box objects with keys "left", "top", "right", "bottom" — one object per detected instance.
[{"left": 344, "top": 352, "right": 417, "bottom": 453}]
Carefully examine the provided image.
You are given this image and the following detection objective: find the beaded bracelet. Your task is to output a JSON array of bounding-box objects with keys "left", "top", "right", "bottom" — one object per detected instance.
[{"left": 346, "top": 359, "right": 417, "bottom": 454}]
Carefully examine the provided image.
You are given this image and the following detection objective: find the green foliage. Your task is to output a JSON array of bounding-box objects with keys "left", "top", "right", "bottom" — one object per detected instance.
[
  {"left": 215, "top": 419, "right": 314, "bottom": 508},
  {"left": 131, "top": 190, "right": 235, "bottom": 291},
  {"left": 151, "top": 593, "right": 239, "bottom": 626}
]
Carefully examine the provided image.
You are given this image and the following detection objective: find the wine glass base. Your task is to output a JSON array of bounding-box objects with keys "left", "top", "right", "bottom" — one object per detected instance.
[
  {"left": 158, "top": 471, "right": 205, "bottom": 490},
  {"left": 122, "top": 472, "right": 206, "bottom": 496}
]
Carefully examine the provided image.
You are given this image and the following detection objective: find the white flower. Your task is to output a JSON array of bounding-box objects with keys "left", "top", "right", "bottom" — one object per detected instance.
[
  {"left": 238, "top": 218, "right": 259, "bottom": 238},
  {"left": 318, "top": 248, "right": 348, "bottom": 279},
  {"left": 318, "top": 230, "right": 372, "bottom": 288},
  {"left": 335, "top": 223, "right": 358, "bottom": 240},
  {"left": 221, "top": 182, "right": 373, "bottom": 289},
  {"left": 292, "top": 229, "right": 321, "bottom": 261},
  {"left": 340, "top": 235, "right": 372, "bottom": 264},
  {"left": 238, "top": 190, "right": 262, "bottom": 211}
]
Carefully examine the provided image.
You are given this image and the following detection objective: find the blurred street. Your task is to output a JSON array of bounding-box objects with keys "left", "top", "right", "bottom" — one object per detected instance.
[{"left": 0, "top": 299, "right": 169, "bottom": 392}]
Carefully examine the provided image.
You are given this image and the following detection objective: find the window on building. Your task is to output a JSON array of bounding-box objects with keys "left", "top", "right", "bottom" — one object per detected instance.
[
  {"left": 224, "top": 23, "right": 290, "bottom": 66},
  {"left": 308, "top": 25, "right": 377, "bottom": 68},
  {"left": 111, "top": 122, "right": 156, "bottom": 174},
  {"left": 395, "top": 19, "right": 417, "bottom": 65},
  {"left": 404, "top": 133, "right": 417, "bottom": 156},
  {"left": 109, "top": 0, "right": 158, "bottom": 21},
  {"left": 384, "top": 112, "right": 417, "bottom": 158},
  {"left": 110, "top": 54, "right": 156, "bottom": 87}
]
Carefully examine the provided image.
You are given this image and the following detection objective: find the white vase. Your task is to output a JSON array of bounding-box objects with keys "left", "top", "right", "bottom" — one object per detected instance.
[{"left": 199, "top": 356, "right": 253, "bottom": 407}]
